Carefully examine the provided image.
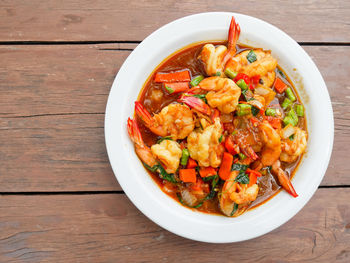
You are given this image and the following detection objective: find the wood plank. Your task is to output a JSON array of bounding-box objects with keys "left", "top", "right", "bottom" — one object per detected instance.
[
  {"left": 0, "top": 0, "right": 349, "bottom": 42},
  {"left": 0, "top": 45, "right": 348, "bottom": 191},
  {"left": 0, "top": 189, "right": 349, "bottom": 262}
]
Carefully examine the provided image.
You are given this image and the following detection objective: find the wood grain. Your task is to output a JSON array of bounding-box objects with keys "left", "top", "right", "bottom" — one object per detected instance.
[
  {"left": 0, "top": 0, "right": 349, "bottom": 43},
  {"left": 0, "top": 189, "right": 349, "bottom": 262},
  {"left": 0, "top": 44, "right": 348, "bottom": 191}
]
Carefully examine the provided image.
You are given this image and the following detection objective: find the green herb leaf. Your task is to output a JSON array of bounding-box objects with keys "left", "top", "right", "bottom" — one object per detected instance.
[
  {"left": 277, "top": 68, "right": 286, "bottom": 78},
  {"left": 157, "top": 136, "right": 173, "bottom": 144},
  {"left": 157, "top": 164, "right": 178, "bottom": 183},
  {"left": 218, "top": 135, "right": 223, "bottom": 143},
  {"left": 251, "top": 106, "right": 259, "bottom": 116},
  {"left": 247, "top": 50, "right": 257, "bottom": 63},
  {"left": 289, "top": 134, "right": 295, "bottom": 140},
  {"left": 202, "top": 175, "right": 217, "bottom": 182},
  {"left": 238, "top": 153, "right": 246, "bottom": 160},
  {"left": 231, "top": 163, "right": 248, "bottom": 172},
  {"left": 235, "top": 171, "right": 250, "bottom": 184},
  {"left": 144, "top": 163, "right": 159, "bottom": 173},
  {"left": 215, "top": 71, "right": 221, "bottom": 76},
  {"left": 230, "top": 203, "right": 238, "bottom": 216}
]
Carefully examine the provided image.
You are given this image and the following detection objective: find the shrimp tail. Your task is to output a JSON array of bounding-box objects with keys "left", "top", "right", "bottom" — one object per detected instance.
[
  {"left": 135, "top": 101, "right": 154, "bottom": 127},
  {"left": 223, "top": 16, "right": 241, "bottom": 66},
  {"left": 127, "top": 117, "right": 144, "bottom": 148},
  {"left": 272, "top": 161, "right": 298, "bottom": 198},
  {"left": 178, "top": 95, "right": 211, "bottom": 115}
]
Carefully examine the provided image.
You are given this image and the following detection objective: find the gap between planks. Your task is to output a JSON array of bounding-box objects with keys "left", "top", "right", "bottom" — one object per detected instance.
[
  {"left": 0, "top": 41, "right": 349, "bottom": 47},
  {"left": 0, "top": 185, "right": 349, "bottom": 196}
]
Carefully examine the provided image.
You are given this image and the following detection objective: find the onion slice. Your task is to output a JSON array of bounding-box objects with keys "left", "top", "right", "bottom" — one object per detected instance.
[{"left": 282, "top": 124, "right": 295, "bottom": 139}]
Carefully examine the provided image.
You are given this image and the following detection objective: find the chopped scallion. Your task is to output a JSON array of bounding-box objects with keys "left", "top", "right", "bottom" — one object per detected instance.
[
  {"left": 236, "top": 104, "right": 251, "bottom": 116},
  {"left": 285, "top": 87, "right": 296, "bottom": 102},
  {"left": 190, "top": 75, "right": 204, "bottom": 87},
  {"left": 283, "top": 116, "right": 294, "bottom": 127},
  {"left": 224, "top": 68, "right": 238, "bottom": 79},
  {"left": 180, "top": 149, "right": 190, "bottom": 166},
  {"left": 295, "top": 104, "right": 304, "bottom": 117},
  {"left": 288, "top": 108, "right": 298, "bottom": 125},
  {"left": 265, "top": 108, "right": 276, "bottom": 116},
  {"left": 283, "top": 108, "right": 298, "bottom": 126},
  {"left": 236, "top": 79, "right": 248, "bottom": 91},
  {"left": 281, "top": 98, "right": 292, "bottom": 110}
]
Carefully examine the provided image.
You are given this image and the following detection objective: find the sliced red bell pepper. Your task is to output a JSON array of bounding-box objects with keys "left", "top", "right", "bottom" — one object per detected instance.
[
  {"left": 187, "top": 158, "right": 198, "bottom": 169},
  {"left": 179, "top": 169, "right": 197, "bottom": 183},
  {"left": 219, "top": 152, "right": 233, "bottom": 180},
  {"left": 199, "top": 167, "right": 217, "bottom": 178},
  {"left": 163, "top": 82, "right": 189, "bottom": 94},
  {"left": 274, "top": 77, "right": 287, "bottom": 93},
  {"left": 155, "top": 70, "right": 191, "bottom": 83}
]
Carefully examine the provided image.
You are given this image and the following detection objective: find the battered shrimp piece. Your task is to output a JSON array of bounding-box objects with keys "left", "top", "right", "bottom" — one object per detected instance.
[
  {"left": 151, "top": 140, "right": 182, "bottom": 173},
  {"left": 226, "top": 49, "right": 277, "bottom": 105},
  {"left": 199, "top": 77, "right": 241, "bottom": 114},
  {"left": 135, "top": 102, "right": 195, "bottom": 140},
  {"left": 280, "top": 127, "right": 307, "bottom": 163},
  {"left": 226, "top": 49, "right": 277, "bottom": 86},
  {"left": 200, "top": 44, "right": 227, "bottom": 76},
  {"left": 259, "top": 120, "right": 282, "bottom": 166},
  {"left": 219, "top": 159, "right": 259, "bottom": 217},
  {"left": 187, "top": 118, "right": 224, "bottom": 167},
  {"left": 230, "top": 183, "right": 259, "bottom": 205}
]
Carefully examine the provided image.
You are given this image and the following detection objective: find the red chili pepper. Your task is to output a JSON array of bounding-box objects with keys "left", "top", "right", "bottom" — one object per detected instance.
[
  {"left": 251, "top": 75, "right": 260, "bottom": 84},
  {"left": 234, "top": 73, "right": 250, "bottom": 85}
]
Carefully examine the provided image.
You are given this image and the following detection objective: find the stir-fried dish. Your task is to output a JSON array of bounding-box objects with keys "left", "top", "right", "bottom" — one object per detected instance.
[{"left": 127, "top": 17, "right": 307, "bottom": 217}]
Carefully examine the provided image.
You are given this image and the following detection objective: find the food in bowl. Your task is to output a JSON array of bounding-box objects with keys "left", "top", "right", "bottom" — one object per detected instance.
[{"left": 127, "top": 16, "right": 307, "bottom": 217}]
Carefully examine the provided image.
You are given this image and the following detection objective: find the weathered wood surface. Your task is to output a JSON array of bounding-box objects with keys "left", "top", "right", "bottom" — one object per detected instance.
[
  {"left": 0, "top": 44, "right": 348, "bottom": 191},
  {"left": 0, "top": 189, "right": 349, "bottom": 262},
  {"left": 0, "top": 0, "right": 349, "bottom": 43}
]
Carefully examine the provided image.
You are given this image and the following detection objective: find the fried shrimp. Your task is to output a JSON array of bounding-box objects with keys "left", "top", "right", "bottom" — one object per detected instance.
[
  {"left": 199, "top": 77, "right": 241, "bottom": 114},
  {"left": 135, "top": 102, "right": 195, "bottom": 140},
  {"left": 187, "top": 118, "right": 224, "bottom": 167},
  {"left": 151, "top": 140, "right": 182, "bottom": 173},
  {"left": 280, "top": 127, "right": 307, "bottom": 163}
]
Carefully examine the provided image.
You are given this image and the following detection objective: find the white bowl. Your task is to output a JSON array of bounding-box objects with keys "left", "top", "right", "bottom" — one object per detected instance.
[{"left": 105, "top": 12, "right": 333, "bottom": 243}]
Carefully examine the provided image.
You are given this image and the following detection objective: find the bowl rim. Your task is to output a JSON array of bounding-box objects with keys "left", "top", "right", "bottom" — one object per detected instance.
[{"left": 104, "top": 12, "right": 334, "bottom": 243}]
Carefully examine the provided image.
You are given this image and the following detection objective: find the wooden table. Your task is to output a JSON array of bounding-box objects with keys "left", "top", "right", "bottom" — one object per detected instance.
[{"left": 0, "top": 1, "right": 349, "bottom": 262}]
